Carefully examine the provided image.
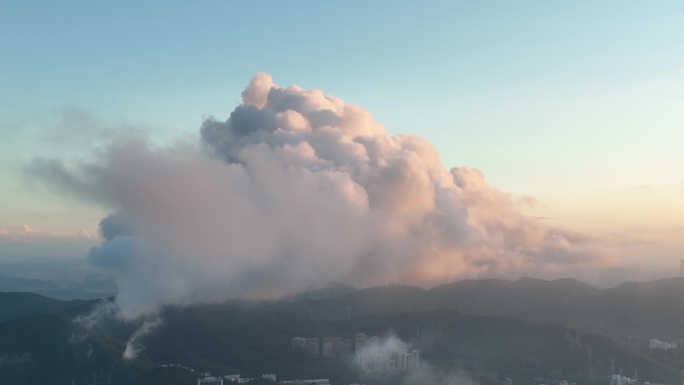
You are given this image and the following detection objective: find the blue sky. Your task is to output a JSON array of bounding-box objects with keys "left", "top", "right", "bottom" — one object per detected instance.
[{"left": 1, "top": 1, "right": 684, "bottom": 266}]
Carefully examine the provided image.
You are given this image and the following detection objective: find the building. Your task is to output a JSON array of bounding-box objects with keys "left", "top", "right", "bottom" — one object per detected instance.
[
  {"left": 300, "top": 379, "right": 331, "bottom": 385},
  {"left": 322, "top": 337, "right": 340, "bottom": 358},
  {"left": 282, "top": 380, "right": 331, "bottom": 385},
  {"left": 224, "top": 374, "right": 240, "bottom": 383},
  {"left": 396, "top": 349, "right": 420, "bottom": 371},
  {"left": 355, "top": 339, "right": 419, "bottom": 372},
  {"left": 198, "top": 376, "right": 223, "bottom": 385},
  {"left": 398, "top": 351, "right": 414, "bottom": 371},
  {"left": 321, "top": 337, "right": 352, "bottom": 358},
  {"left": 334, "top": 339, "right": 352, "bottom": 358},
  {"left": 355, "top": 332, "right": 366, "bottom": 351},
  {"left": 292, "top": 337, "right": 306, "bottom": 349},
  {"left": 322, "top": 341, "right": 334, "bottom": 357},
  {"left": 262, "top": 374, "right": 276, "bottom": 382},
  {"left": 305, "top": 337, "right": 320, "bottom": 355},
  {"left": 322, "top": 337, "right": 341, "bottom": 344},
  {"left": 649, "top": 339, "right": 677, "bottom": 350},
  {"left": 292, "top": 337, "right": 320, "bottom": 355},
  {"left": 610, "top": 374, "right": 638, "bottom": 385},
  {"left": 411, "top": 349, "right": 420, "bottom": 370}
]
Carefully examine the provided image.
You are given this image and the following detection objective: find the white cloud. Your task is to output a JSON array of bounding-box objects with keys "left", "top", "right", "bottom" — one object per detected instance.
[{"left": 28, "top": 73, "right": 611, "bottom": 318}]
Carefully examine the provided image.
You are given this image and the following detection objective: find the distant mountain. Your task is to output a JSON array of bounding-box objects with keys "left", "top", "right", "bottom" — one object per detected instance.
[
  {"left": 0, "top": 292, "right": 96, "bottom": 323},
  {"left": 287, "top": 282, "right": 358, "bottom": 301},
  {"left": 273, "top": 277, "right": 684, "bottom": 340},
  {"left": 0, "top": 274, "right": 117, "bottom": 301},
  {"left": 0, "top": 275, "right": 57, "bottom": 291},
  {"left": 6, "top": 276, "right": 684, "bottom": 341}
]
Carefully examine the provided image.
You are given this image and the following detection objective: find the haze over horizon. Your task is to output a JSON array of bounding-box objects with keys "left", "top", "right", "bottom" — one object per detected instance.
[{"left": 2, "top": 2, "right": 684, "bottom": 299}]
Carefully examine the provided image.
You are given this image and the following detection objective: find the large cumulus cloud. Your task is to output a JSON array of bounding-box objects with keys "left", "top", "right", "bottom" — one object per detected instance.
[{"left": 29, "top": 73, "right": 611, "bottom": 318}]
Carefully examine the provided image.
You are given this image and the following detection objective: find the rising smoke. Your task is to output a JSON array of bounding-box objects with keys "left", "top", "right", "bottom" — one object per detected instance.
[
  {"left": 121, "top": 316, "right": 162, "bottom": 360},
  {"left": 29, "top": 73, "right": 610, "bottom": 321},
  {"left": 354, "top": 333, "right": 478, "bottom": 385}
]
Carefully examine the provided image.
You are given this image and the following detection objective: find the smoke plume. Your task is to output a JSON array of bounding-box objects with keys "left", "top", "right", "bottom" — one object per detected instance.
[
  {"left": 29, "top": 73, "right": 610, "bottom": 318},
  {"left": 354, "top": 333, "right": 416, "bottom": 371},
  {"left": 354, "top": 333, "right": 477, "bottom": 385},
  {"left": 122, "top": 316, "right": 162, "bottom": 360}
]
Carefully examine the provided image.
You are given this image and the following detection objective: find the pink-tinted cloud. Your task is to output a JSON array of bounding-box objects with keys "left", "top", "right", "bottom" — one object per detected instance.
[
  {"left": 0, "top": 225, "right": 45, "bottom": 240},
  {"left": 28, "top": 73, "right": 612, "bottom": 318},
  {"left": 0, "top": 224, "right": 94, "bottom": 242}
]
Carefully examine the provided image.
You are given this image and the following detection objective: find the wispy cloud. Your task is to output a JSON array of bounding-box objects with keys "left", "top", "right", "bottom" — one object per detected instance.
[
  {"left": 0, "top": 224, "right": 93, "bottom": 241},
  {"left": 1, "top": 224, "right": 53, "bottom": 240}
]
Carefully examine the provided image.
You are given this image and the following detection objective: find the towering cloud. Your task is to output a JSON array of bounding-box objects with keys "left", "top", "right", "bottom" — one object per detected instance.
[{"left": 29, "top": 73, "right": 610, "bottom": 318}]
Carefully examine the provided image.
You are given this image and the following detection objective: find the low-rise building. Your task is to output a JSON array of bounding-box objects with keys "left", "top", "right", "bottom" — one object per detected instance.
[
  {"left": 649, "top": 339, "right": 677, "bottom": 350},
  {"left": 198, "top": 376, "right": 224, "bottom": 385},
  {"left": 298, "top": 379, "right": 331, "bottom": 385}
]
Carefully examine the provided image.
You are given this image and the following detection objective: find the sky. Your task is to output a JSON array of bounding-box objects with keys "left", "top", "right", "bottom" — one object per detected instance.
[{"left": 1, "top": 1, "right": 683, "bottom": 280}]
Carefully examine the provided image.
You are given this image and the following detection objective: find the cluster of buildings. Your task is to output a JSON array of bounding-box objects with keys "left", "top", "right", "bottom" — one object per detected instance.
[
  {"left": 321, "top": 338, "right": 352, "bottom": 358},
  {"left": 292, "top": 337, "right": 323, "bottom": 355},
  {"left": 168, "top": 363, "right": 298, "bottom": 385},
  {"left": 534, "top": 378, "right": 576, "bottom": 385},
  {"left": 648, "top": 339, "right": 678, "bottom": 350},
  {"left": 609, "top": 374, "right": 639, "bottom": 385},
  {"left": 197, "top": 374, "right": 334, "bottom": 385},
  {"left": 292, "top": 333, "right": 366, "bottom": 359},
  {"left": 197, "top": 373, "right": 277, "bottom": 385},
  {"left": 354, "top": 340, "right": 419, "bottom": 372},
  {"left": 160, "top": 363, "right": 195, "bottom": 372},
  {"left": 292, "top": 333, "right": 420, "bottom": 373},
  {"left": 197, "top": 376, "right": 223, "bottom": 385},
  {"left": 282, "top": 380, "right": 331, "bottom": 385},
  {"left": 292, "top": 337, "right": 352, "bottom": 358},
  {"left": 291, "top": 333, "right": 372, "bottom": 359}
]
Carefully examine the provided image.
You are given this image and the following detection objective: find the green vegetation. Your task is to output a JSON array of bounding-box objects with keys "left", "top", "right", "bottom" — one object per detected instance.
[
  {"left": 3, "top": 279, "right": 684, "bottom": 385},
  {"left": 0, "top": 292, "right": 96, "bottom": 323},
  {"left": 271, "top": 277, "right": 684, "bottom": 340}
]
